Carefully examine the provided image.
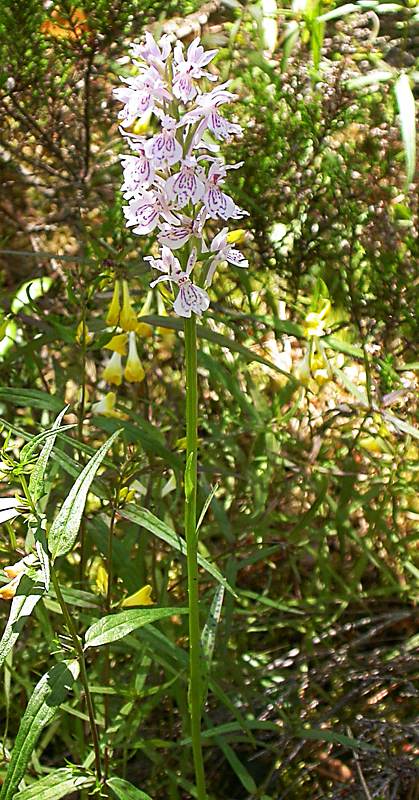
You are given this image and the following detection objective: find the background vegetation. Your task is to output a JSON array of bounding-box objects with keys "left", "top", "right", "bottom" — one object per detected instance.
[{"left": 0, "top": 1, "right": 417, "bottom": 798}]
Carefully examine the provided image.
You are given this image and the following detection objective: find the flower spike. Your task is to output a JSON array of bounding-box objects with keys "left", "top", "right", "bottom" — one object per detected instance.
[{"left": 114, "top": 33, "right": 248, "bottom": 319}]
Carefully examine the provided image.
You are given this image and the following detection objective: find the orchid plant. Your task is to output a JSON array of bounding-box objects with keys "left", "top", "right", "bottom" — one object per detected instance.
[
  {"left": 114, "top": 31, "right": 248, "bottom": 800},
  {"left": 114, "top": 31, "right": 248, "bottom": 319}
]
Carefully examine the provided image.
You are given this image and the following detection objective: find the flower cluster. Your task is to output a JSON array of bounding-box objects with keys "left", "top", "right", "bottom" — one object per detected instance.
[
  {"left": 91, "top": 280, "right": 149, "bottom": 417},
  {"left": 114, "top": 32, "right": 248, "bottom": 318}
]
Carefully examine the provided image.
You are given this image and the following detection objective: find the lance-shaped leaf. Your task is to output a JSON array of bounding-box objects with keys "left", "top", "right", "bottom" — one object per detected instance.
[
  {"left": 26, "top": 515, "right": 50, "bottom": 592},
  {"left": 201, "top": 585, "right": 225, "bottom": 707},
  {"left": 48, "top": 429, "right": 121, "bottom": 562},
  {"left": 84, "top": 607, "right": 188, "bottom": 650},
  {"left": 0, "top": 660, "right": 79, "bottom": 800},
  {"left": 394, "top": 73, "right": 416, "bottom": 186},
  {"left": 28, "top": 406, "right": 70, "bottom": 503},
  {"left": 15, "top": 768, "right": 95, "bottom": 800},
  {"left": 107, "top": 777, "right": 153, "bottom": 800},
  {"left": 0, "top": 573, "right": 46, "bottom": 670}
]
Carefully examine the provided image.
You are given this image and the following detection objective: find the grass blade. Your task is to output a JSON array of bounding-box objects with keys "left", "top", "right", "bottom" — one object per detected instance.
[{"left": 394, "top": 73, "right": 416, "bottom": 186}]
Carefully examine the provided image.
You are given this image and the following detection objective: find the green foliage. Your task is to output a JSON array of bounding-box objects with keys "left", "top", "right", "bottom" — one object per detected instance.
[{"left": 0, "top": 661, "right": 79, "bottom": 800}]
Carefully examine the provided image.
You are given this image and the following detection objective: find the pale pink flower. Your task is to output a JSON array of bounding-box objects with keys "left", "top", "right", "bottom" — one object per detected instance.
[
  {"left": 131, "top": 32, "right": 171, "bottom": 71},
  {"left": 206, "top": 227, "right": 248, "bottom": 286},
  {"left": 165, "top": 157, "right": 205, "bottom": 207},
  {"left": 157, "top": 211, "right": 207, "bottom": 250},
  {"left": 114, "top": 67, "right": 170, "bottom": 127},
  {"left": 123, "top": 186, "right": 180, "bottom": 235},
  {"left": 120, "top": 153, "right": 155, "bottom": 198},
  {"left": 148, "top": 248, "right": 209, "bottom": 318},
  {"left": 181, "top": 83, "right": 242, "bottom": 144},
  {"left": 144, "top": 115, "right": 183, "bottom": 167},
  {"left": 202, "top": 159, "right": 247, "bottom": 220},
  {"left": 172, "top": 37, "right": 218, "bottom": 103}
]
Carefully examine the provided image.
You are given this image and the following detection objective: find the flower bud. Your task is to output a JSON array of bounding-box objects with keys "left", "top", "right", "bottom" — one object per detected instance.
[
  {"left": 106, "top": 282, "right": 121, "bottom": 327},
  {"left": 120, "top": 281, "right": 138, "bottom": 331}
]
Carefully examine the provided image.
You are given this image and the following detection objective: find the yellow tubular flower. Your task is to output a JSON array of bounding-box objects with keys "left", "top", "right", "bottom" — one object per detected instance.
[
  {"left": 105, "top": 333, "right": 128, "bottom": 356},
  {"left": 106, "top": 281, "right": 121, "bottom": 326},
  {"left": 0, "top": 576, "right": 20, "bottom": 600},
  {"left": 4, "top": 553, "right": 37, "bottom": 579},
  {"left": 124, "top": 332, "right": 145, "bottom": 383},
  {"left": 76, "top": 320, "right": 93, "bottom": 346},
  {"left": 226, "top": 229, "right": 247, "bottom": 245},
  {"left": 131, "top": 109, "right": 152, "bottom": 136},
  {"left": 91, "top": 391, "right": 118, "bottom": 417},
  {"left": 121, "top": 584, "right": 154, "bottom": 607},
  {"left": 103, "top": 352, "right": 124, "bottom": 386},
  {"left": 136, "top": 291, "right": 153, "bottom": 337},
  {"left": 120, "top": 280, "right": 138, "bottom": 331}
]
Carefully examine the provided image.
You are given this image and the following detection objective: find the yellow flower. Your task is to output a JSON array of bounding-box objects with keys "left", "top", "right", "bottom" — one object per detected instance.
[
  {"left": 4, "top": 553, "right": 37, "bottom": 579},
  {"left": 120, "top": 280, "right": 138, "bottom": 332},
  {"left": 106, "top": 282, "right": 121, "bottom": 327},
  {"left": 121, "top": 584, "right": 154, "bottom": 608},
  {"left": 226, "top": 229, "right": 247, "bottom": 245},
  {"left": 0, "top": 576, "right": 20, "bottom": 600},
  {"left": 103, "top": 352, "right": 123, "bottom": 386},
  {"left": 119, "top": 486, "right": 135, "bottom": 504},
  {"left": 302, "top": 299, "right": 331, "bottom": 338},
  {"left": 96, "top": 564, "right": 109, "bottom": 596},
  {"left": 124, "top": 332, "right": 145, "bottom": 383},
  {"left": 76, "top": 320, "right": 93, "bottom": 346},
  {"left": 135, "top": 291, "right": 153, "bottom": 337},
  {"left": 105, "top": 333, "right": 128, "bottom": 356},
  {"left": 91, "top": 391, "right": 119, "bottom": 417},
  {"left": 131, "top": 109, "right": 152, "bottom": 136}
]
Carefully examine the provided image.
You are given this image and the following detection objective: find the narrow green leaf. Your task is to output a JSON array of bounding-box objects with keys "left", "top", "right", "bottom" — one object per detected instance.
[
  {"left": 0, "top": 660, "right": 79, "bottom": 800},
  {"left": 21, "top": 424, "right": 74, "bottom": 465},
  {"left": 0, "top": 574, "right": 46, "bottom": 670},
  {"left": 0, "top": 388, "right": 63, "bottom": 412},
  {"left": 120, "top": 504, "right": 235, "bottom": 595},
  {"left": 383, "top": 411, "right": 419, "bottom": 440},
  {"left": 394, "top": 73, "right": 416, "bottom": 186},
  {"left": 28, "top": 407, "right": 70, "bottom": 503},
  {"left": 318, "top": 3, "right": 359, "bottom": 21},
  {"left": 15, "top": 768, "right": 94, "bottom": 800},
  {"left": 332, "top": 367, "right": 369, "bottom": 407},
  {"left": 347, "top": 69, "right": 392, "bottom": 90},
  {"left": 201, "top": 585, "right": 225, "bottom": 706},
  {"left": 214, "top": 737, "right": 257, "bottom": 793},
  {"left": 48, "top": 429, "right": 121, "bottom": 562},
  {"left": 30, "top": 516, "right": 50, "bottom": 591},
  {"left": 108, "top": 777, "right": 153, "bottom": 800},
  {"left": 184, "top": 452, "right": 195, "bottom": 503},
  {"left": 294, "top": 726, "right": 376, "bottom": 752},
  {"left": 140, "top": 315, "right": 298, "bottom": 384},
  {"left": 84, "top": 607, "right": 188, "bottom": 649}
]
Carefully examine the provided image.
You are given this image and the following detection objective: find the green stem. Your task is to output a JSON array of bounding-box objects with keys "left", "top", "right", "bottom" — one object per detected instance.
[
  {"left": 51, "top": 568, "right": 102, "bottom": 782},
  {"left": 103, "top": 506, "right": 117, "bottom": 780},
  {"left": 184, "top": 316, "right": 207, "bottom": 800}
]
